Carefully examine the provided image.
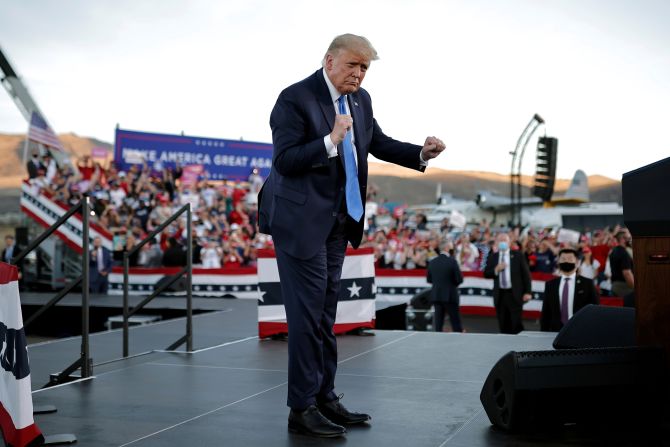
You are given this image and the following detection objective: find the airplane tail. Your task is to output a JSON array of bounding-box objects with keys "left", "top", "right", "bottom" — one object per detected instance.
[{"left": 563, "top": 169, "right": 589, "bottom": 202}]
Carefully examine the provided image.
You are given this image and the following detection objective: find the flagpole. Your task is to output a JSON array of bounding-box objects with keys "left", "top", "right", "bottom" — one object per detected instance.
[{"left": 22, "top": 124, "right": 30, "bottom": 167}]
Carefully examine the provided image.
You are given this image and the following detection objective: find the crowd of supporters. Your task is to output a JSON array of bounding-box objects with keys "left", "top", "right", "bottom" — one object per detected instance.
[
  {"left": 27, "top": 154, "right": 632, "bottom": 290},
  {"left": 27, "top": 154, "right": 268, "bottom": 269},
  {"left": 360, "top": 209, "right": 632, "bottom": 294}
]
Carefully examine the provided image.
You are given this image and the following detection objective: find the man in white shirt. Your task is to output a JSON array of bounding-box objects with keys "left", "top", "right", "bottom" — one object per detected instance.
[
  {"left": 541, "top": 247, "right": 599, "bottom": 331},
  {"left": 89, "top": 236, "right": 112, "bottom": 294},
  {"left": 484, "top": 233, "right": 532, "bottom": 334}
]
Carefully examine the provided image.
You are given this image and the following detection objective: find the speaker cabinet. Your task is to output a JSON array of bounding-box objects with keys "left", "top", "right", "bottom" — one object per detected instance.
[
  {"left": 553, "top": 305, "right": 635, "bottom": 349},
  {"left": 480, "top": 347, "right": 665, "bottom": 432}
]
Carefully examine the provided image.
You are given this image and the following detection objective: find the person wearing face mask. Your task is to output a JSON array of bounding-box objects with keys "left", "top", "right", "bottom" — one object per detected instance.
[
  {"left": 540, "top": 247, "right": 599, "bottom": 332},
  {"left": 484, "top": 233, "right": 532, "bottom": 334}
]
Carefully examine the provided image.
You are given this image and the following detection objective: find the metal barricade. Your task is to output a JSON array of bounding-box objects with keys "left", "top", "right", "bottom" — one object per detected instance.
[
  {"left": 122, "top": 203, "right": 193, "bottom": 357},
  {"left": 12, "top": 196, "right": 92, "bottom": 385}
]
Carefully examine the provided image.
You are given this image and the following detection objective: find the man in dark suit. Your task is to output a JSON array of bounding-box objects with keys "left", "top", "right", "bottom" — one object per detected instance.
[
  {"left": 259, "top": 34, "right": 446, "bottom": 438},
  {"left": 2, "top": 235, "right": 18, "bottom": 264},
  {"left": 427, "top": 242, "right": 464, "bottom": 332},
  {"left": 90, "top": 236, "right": 112, "bottom": 294},
  {"left": 26, "top": 152, "right": 45, "bottom": 179},
  {"left": 541, "top": 247, "right": 600, "bottom": 331},
  {"left": 484, "top": 233, "right": 532, "bottom": 334},
  {"left": 3, "top": 234, "right": 24, "bottom": 288}
]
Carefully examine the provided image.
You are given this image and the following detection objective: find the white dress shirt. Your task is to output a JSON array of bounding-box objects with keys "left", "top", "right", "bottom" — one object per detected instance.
[
  {"left": 559, "top": 271, "right": 577, "bottom": 319},
  {"left": 322, "top": 69, "right": 357, "bottom": 166},
  {"left": 97, "top": 247, "right": 105, "bottom": 273},
  {"left": 4, "top": 244, "right": 14, "bottom": 263},
  {"left": 499, "top": 250, "right": 512, "bottom": 289},
  {"left": 321, "top": 68, "right": 428, "bottom": 168}
]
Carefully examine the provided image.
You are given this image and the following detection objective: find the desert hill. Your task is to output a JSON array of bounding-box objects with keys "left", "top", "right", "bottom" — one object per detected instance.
[
  {"left": 367, "top": 162, "right": 621, "bottom": 205},
  {"left": 0, "top": 132, "right": 112, "bottom": 189}
]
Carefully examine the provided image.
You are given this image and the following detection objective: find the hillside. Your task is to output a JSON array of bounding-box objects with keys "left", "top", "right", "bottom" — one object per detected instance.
[
  {"left": 367, "top": 162, "right": 622, "bottom": 204},
  {"left": 0, "top": 132, "right": 112, "bottom": 188},
  {"left": 0, "top": 133, "right": 621, "bottom": 210}
]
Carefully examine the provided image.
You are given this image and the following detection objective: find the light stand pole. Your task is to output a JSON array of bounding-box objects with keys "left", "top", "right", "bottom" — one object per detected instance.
[{"left": 509, "top": 114, "right": 544, "bottom": 227}]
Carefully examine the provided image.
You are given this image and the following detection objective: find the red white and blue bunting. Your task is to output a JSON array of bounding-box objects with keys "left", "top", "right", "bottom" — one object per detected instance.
[
  {"left": 0, "top": 263, "right": 44, "bottom": 447},
  {"left": 256, "top": 248, "right": 376, "bottom": 338}
]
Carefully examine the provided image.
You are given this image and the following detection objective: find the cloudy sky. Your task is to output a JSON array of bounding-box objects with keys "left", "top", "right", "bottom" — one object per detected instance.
[{"left": 1, "top": 0, "right": 668, "bottom": 180}]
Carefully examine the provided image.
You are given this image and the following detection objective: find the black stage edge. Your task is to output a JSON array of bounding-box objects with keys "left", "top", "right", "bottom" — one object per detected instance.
[{"left": 28, "top": 309, "right": 668, "bottom": 447}]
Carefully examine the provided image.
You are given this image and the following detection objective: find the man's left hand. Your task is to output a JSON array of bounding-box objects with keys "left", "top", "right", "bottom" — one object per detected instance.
[
  {"left": 421, "top": 136, "right": 446, "bottom": 161},
  {"left": 522, "top": 293, "right": 532, "bottom": 303}
]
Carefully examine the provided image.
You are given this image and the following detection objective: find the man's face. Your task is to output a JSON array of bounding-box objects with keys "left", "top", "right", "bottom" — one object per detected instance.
[
  {"left": 5, "top": 237, "right": 13, "bottom": 246},
  {"left": 558, "top": 252, "right": 577, "bottom": 266},
  {"left": 93, "top": 237, "right": 102, "bottom": 248},
  {"left": 325, "top": 49, "right": 370, "bottom": 94}
]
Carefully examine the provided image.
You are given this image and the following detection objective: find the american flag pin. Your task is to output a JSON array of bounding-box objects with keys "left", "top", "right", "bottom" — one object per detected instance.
[{"left": 354, "top": 101, "right": 358, "bottom": 106}]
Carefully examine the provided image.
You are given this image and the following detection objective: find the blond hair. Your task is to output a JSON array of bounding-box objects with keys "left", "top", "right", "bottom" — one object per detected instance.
[{"left": 322, "top": 33, "right": 379, "bottom": 65}]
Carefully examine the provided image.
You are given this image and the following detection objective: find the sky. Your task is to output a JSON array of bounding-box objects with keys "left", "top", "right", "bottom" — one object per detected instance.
[{"left": 0, "top": 0, "right": 669, "bottom": 180}]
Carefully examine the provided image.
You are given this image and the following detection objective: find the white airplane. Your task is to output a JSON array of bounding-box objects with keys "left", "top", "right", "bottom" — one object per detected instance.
[
  {"left": 408, "top": 170, "right": 622, "bottom": 230},
  {"left": 475, "top": 170, "right": 590, "bottom": 212}
]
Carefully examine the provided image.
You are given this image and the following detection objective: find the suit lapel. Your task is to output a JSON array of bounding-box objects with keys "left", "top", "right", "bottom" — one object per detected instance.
[
  {"left": 552, "top": 279, "right": 561, "bottom": 308},
  {"left": 573, "top": 277, "right": 582, "bottom": 311},
  {"left": 316, "top": 70, "right": 335, "bottom": 134}
]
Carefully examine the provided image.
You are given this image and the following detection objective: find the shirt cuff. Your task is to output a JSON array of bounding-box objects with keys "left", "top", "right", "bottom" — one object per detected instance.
[
  {"left": 324, "top": 135, "right": 338, "bottom": 158},
  {"left": 419, "top": 150, "right": 429, "bottom": 167}
]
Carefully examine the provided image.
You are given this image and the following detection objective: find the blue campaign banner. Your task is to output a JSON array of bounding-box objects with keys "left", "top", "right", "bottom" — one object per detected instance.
[{"left": 114, "top": 128, "right": 273, "bottom": 181}]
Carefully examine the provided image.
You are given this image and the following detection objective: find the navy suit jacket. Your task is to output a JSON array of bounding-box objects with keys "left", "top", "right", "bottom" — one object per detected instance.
[
  {"left": 427, "top": 254, "right": 463, "bottom": 304},
  {"left": 90, "top": 246, "right": 113, "bottom": 274},
  {"left": 259, "top": 69, "right": 425, "bottom": 259},
  {"left": 540, "top": 275, "right": 600, "bottom": 331},
  {"left": 483, "top": 250, "right": 532, "bottom": 307}
]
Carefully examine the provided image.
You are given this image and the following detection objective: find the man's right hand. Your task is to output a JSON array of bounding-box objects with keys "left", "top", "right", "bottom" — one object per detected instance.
[
  {"left": 330, "top": 114, "right": 354, "bottom": 146},
  {"left": 495, "top": 262, "right": 507, "bottom": 274}
]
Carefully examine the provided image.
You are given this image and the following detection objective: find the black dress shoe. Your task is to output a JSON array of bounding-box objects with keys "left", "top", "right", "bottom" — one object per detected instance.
[
  {"left": 318, "top": 395, "right": 371, "bottom": 425},
  {"left": 288, "top": 405, "right": 346, "bottom": 437}
]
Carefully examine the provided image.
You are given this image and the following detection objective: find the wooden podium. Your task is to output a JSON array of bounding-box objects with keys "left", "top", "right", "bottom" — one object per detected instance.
[{"left": 623, "top": 157, "right": 670, "bottom": 360}]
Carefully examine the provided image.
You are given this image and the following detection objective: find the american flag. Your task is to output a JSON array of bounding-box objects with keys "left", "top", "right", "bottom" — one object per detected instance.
[{"left": 27, "top": 112, "right": 64, "bottom": 151}]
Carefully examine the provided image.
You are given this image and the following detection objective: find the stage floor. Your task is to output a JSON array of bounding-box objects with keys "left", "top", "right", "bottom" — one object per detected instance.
[
  {"left": 25, "top": 322, "right": 584, "bottom": 447},
  {"left": 26, "top": 301, "right": 662, "bottom": 446}
]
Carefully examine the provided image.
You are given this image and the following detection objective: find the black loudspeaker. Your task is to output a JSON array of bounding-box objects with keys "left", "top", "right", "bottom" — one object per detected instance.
[
  {"left": 533, "top": 136, "right": 558, "bottom": 201},
  {"left": 480, "top": 347, "right": 666, "bottom": 432},
  {"left": 410, "top": 288, "right": 431, "bottom": 309},
  {"left": 553, "top": 305, "right": 636, "bottom": 349},
  {"left": 622, "top": 156, "right": 670, "bottom": 236}
]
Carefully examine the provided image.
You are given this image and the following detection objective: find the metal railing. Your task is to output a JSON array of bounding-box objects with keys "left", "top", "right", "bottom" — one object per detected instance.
[
  {"left": 12, "top": 196, "right": 92, "bottom": 385},
  {"left": 122, "top": 203, "right": 193, "bottom": 357}
]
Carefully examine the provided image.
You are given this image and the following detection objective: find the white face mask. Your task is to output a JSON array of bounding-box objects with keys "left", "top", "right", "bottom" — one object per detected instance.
[{"left": 498, "top": 242, "right": 509, "bottom": 251}]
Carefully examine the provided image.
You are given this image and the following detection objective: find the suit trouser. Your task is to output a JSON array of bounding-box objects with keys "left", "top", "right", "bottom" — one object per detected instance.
[
  {"left": 495, "top": 289, "right": 524, "bottom": 334},
  {"left": 90, "top": 272, "right": 108, "bottom": 294},
  {"left": 433, "top": 301, "right": 463, "bottom": 332},
  {"left": 275, "top": 214, "right": 348, "bottom": 410}
]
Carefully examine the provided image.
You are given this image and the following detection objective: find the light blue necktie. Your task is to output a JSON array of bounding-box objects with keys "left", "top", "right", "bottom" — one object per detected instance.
[
  {"left": 499, "top": 252, "right": 508, "bottom": 288},
  {"left": 337, "top": 95, "right": 364, "bottom": 221}
]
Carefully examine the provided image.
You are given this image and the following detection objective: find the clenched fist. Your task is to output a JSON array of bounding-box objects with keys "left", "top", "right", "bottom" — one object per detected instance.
[
  {"left": 330, "top": 114, "right": 354, "bottom": 146},
  {"left": 421, "top": 136, "right": 446, "bottom": 161}
]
